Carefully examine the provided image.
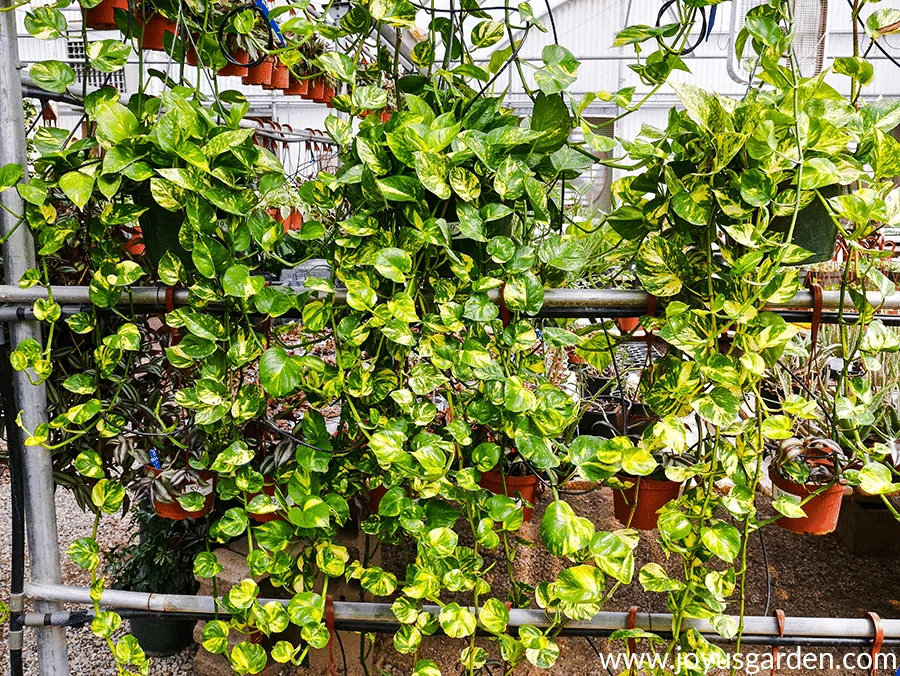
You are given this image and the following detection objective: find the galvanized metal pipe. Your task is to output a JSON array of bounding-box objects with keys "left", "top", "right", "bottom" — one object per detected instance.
[
  {"left": 0, "top": 285, "right": 898, "bottom": 314},
  {"left": 0, "top": 2, "right": 71, "bottom": 672},
  {"left": 24, "top": 583, "right": 899, "bottom": 642}
]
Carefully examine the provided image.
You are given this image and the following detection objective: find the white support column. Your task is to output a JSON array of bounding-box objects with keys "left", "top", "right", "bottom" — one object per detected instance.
[{"left": 0, "top": 1, "right": 70, "bottom": 672}]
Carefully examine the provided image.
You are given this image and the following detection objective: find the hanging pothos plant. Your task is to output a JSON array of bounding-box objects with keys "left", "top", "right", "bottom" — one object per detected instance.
[{"left": 5, "top": 0, "right": 900, "bottom": 674}]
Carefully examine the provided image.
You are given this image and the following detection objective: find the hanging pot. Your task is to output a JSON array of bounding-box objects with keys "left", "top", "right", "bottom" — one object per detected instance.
[
  {"left": 368, "top": 483, "right": 387, "bottom": 513},
  {"left": 217, "top": 49, "right": 248, "bottom": 77},
  {"left": 769, "top": 466, "right": 845, "bottom": 535},
  {"left": 322, "top": 84, "right": 335, "bottom": 107},
  {"left": 478, "top": 470, "right": 539, "bottom": 522},
  {"left": 242, "top": 58, "right": 275, "bottom": 86},
  {"left": 769, "top": 185, "right": 841, "bottom": 266},
  {"left": 84, "top": 0, "right": 128, "bottom": 30},
  {"left": 122, "top": 225, "right": 145, "bottom": 256},
  {"left": 129, "top": 617, "right": 195, "bottom": 656},
  {"left": 134, "top": 188, "right": 189, "bottom": 268},
  {"left": 614, "top": 402, "right": 657, "bottom": 437},
  {"left": 613, "top": 475, "right": 682, "bottom": 530},
  {"left": 147, "top": 467, "right": 215, "bottom": 521},
  {"left": 138, "top": 13, "right": 176, "bottom": 52},
  {"left": 263, "top": 62, "right": 290, "bottom": 90},
  {"left": 248, "top": 478, "right": 283, "bottom": 523},
  {"left": 615, "top": 316, "right": 641, "bottom": 333},
  {"left": 185, "top": 44, "right": 199, "bottom": 66},
  {"left": 380, "top": 110, "right": 392, "bottom": 123},
  {"left": 308, "top": 77, "right": 326, "bottom": 101},
  {"left": 286, "top": 76, "right": 309, "bottom": 96},
  {"left": 283, "top": 210, "right": 303, "bottom": 232}
]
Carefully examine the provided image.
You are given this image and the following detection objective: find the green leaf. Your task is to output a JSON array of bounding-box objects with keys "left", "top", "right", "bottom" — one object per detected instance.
[
  {"left": 635, "top": 235, "right": 688, "bottom": 296},
  {"left": 352, "top": 85, "right": 389, "bottom": 110},
  {"left": 414, "top": 151, "right": 451, "bottom": 199},
  {"left": 740, "top": 168, "right": 776, "bottom": 207},
  {"left": 478, "top": 598, "right": 509, "bottom": 633},
  {"left": 0, "top": 163, "right": 24, "bottom": 192},
  {"left": 91, "top": 611, "right": 122, "bottom": 639},
  {"left": 317, "top": 52, "right": 356, "bottom": 83},
  {"left": 554, "top": 564, "right": 606, "bottom": 604},
  {"left": 193, "top": 551, "right": 224, "bottom": 578},
  {"left": 74, "top": 450, "right": 104, "bottom": 478},
  {"left": 24, "top": 7, "right": 67, "bottom": 39},
  {"left": 772, "top": 495, "right": 806, "bottom": 519},
  {"left": 745, "top": 15, "right": 782, "bottom": 46},
  {"left": 799, "top": 157, "right": 838, "bottom": 190},
  {"left": 540, "top": 500, "right": 594, "bottom": 557},
  {"left": 439, "top": 603, "right": 476, "bottom": 638},
  {"left": 229, "top": 641, "right": 267, "bottom": 675},
  {"left": 91, "top": 479, "right": 125, "bottom": 514},
  {"left": 373, "top": 247, "right": 412, "bottom": 283},
  {"left": 471, "top": 20, "right": 505, "bottom": 47},
  {"left": 530, "top": 92, "right": 570, "bottom": 153},
  {"left": 859, "top": 462, "right": 900, "bottom": 495},
  {"left": 201, "top": 620, "right": 230, "bottom": 654},
  {"left": 68, "top": 537, "right": 101, "bottom": 570},
  {"left": 638, "top": 562, "right": 684, "bottom": 592},
  {"left": 223, "top": 264, "right": 265, "bottom": 300},
  {"left": 691, "top": 387, "right": 741, "bottom": 427},
  {"left": 87, "top": 40, "right": 131, "bottom": 72},
  {"left": 259, "top": 347, "right": 302, "bottom": 397},
  {"left": 833, "top": 56, "right": 875, "bottom": 86},
  {"left": 700, "top": 520, "right": 741, "bottom": 563},
  {"left": 534, "top": 44, "right": 579, "bottom": 94},
  {"left": 59, "top": 171, "right": 95, "bottom": 210}
]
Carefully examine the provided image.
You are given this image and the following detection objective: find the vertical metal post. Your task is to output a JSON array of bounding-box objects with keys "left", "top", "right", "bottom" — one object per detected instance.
[{"left": 0, "top": 2, "right": 70, "bottom": 674}]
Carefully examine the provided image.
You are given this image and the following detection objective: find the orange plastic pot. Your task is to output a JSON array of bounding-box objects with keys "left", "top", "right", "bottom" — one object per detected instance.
[
  {"left": 616, "top": 317, "right": 641, "bottom": 333},
  {"left": 770, "top": 466, "right": 845, "bottom": 535},
  {"left": 369, "top": 484, "right": 387, "bottom": 513},
  {"left": 263, "top": 62, "right": 289, "bottom": 90},
  {"left": 242, "top": 58, "right": 274, "bottom": 86},
  {"left": 613, "top": 475, "right": 681, "bottom": 530},
  {"left": 248, "top": 479, "right": 283, "bottom": 523},
  {"left": 123, "top": 225, "right": 145, "bottom": 256},
  {"left": 283, "top": 211, "right": 303, "bottom": 232},
  {"left": 138, "top": 13, "right": 176, "bottom": 51},
  {"left": 322, "top": 84, "right": 335, "bottom": 107},
  {"left": 479, "top": 470, "right": 539, "bottom": 522},
  {"left": 217, "top": 49, "right": 248, "bottom": 77},
  {"left": 148, "top": 467, "right": 215, "bottom": 520},
  {"left": 185, "top": 44, "right": 199, "bottom": 66},
  {"left": 308, "top": 77, "right": 325, "bottom": 101},
  {"left": 380, "top": 110, "right": 392, "bottom": 123},
  {"left": 85, "top": 0, "right": 128, "bottom": 30},
  {"left": 286, "top": 76, "right": 309, "bottom": 96}
]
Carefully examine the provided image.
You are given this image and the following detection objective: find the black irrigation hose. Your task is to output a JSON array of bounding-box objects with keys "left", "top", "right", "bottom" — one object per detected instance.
[
  {"left": 846, "top": 0, "right": 900, "bottom": 71},
  {"left": 1, "top": 333, "right": 26, "bottom": 676},
  {"left": 656, "top": 0, "right": 707, "bottom": 56}
]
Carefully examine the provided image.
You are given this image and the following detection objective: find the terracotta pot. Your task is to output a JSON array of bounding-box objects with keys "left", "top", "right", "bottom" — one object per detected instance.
[
  {"left": 123, "top": 225, "right": 145, "bottom": 256},
  {"left": 380, "top": 110, "right": 392, "bottom": 123},
  {"left": 616, "top": 317, "right": 641, "bottom": 333},
  {"left": 185, "top": 45, "right": 199, "bottom": 66},
  {"left": 286, "top": 76, "right": 309, "bottom": 96},
  {"left": 479, "top": 470, "right": 539, "bottom": 522},
  {"left": 242, "top": 58, "right": 274, "bottom": 86},
  {"left": 614, "top": 402, "right": 657, "bottom": 437},
  {"left": 263, "top": 62, "right": 290, "bottom": 90},
  {"left": 248, "top": 479, "right": 283, "bottom": 523},
  {"left": 147, "top": 467, "right": 215, "bottom": 521},
  {"left": 85, "top": 0, "right": 128, "bottom": 30},
  {"left": 266, "top": 207, "right": 283, "bottom": 224},
  {"left": 613, "top": 475, "right": 681, "bottom": 530},
  {"left": 217, "top": 49, "right": 248, "bottom": 77},
  {"left": 138, "top": 13, "right": 176, "bottom": 52},
  {"left": 282, "top": 210, "right": 303, "bottom": 232},
  {"left": 308, "top": 77, "right": 326, "bottom": 101},
  {"left": 323, "top": 84, "right": 335, "bottom": 107},
  {"left": 369, "top": 484, "right": 387, "bottom": 513},
  {"left": 770, "top": 466, "right": 845, "bottom": 535}
]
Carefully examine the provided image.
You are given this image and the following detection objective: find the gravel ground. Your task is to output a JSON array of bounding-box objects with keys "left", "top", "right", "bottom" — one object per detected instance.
[{"left": 3, "top": 469, "right": 900, "bottom": 675}]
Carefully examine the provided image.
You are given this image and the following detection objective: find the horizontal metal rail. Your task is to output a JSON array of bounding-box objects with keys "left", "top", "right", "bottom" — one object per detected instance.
[
  {"left": 24, "top": 583, "right": 896, "bottom": 644},
  {"left": 0, "top": 285, "right": 898, "bottom": 317}
]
